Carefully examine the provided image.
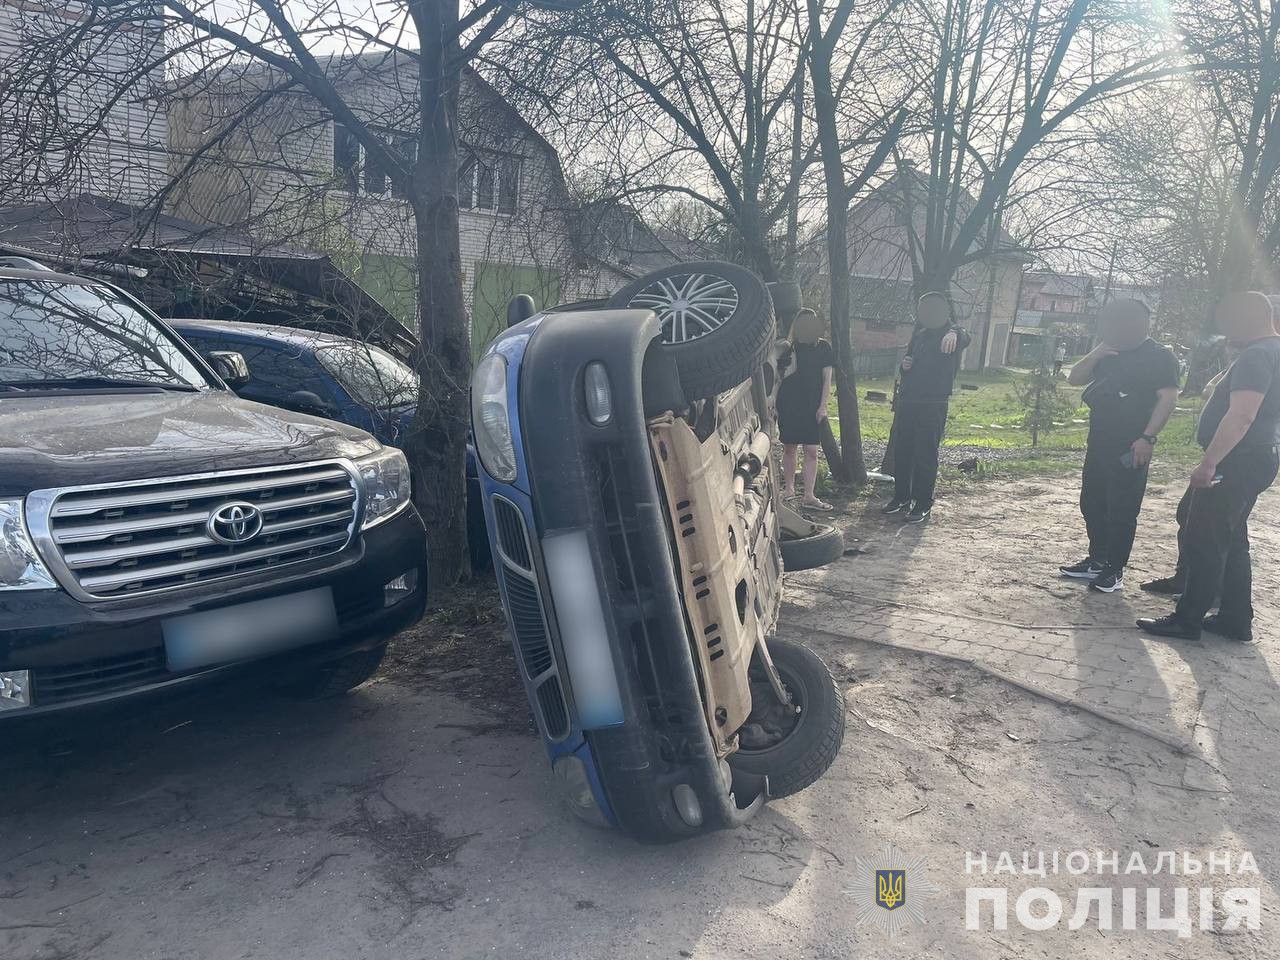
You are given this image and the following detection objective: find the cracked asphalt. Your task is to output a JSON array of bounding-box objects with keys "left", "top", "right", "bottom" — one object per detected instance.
[{"left": 2, "top": 480, "right": 1276, "bottom": 959}]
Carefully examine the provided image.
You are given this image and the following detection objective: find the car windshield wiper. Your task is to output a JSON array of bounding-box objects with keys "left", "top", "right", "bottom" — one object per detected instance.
[{"left": 0, "top": 376, "right": 200, "bottom": 393}]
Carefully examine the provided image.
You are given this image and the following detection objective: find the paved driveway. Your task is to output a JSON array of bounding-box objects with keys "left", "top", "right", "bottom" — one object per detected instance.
[{"left": 2, "top": 479, "right": 1276, "bottom": 959}]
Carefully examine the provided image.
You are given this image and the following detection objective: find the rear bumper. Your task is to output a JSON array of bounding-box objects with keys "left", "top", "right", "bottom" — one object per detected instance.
[
  {"left": 0, "top": 505, "right": 427, "bottom": 720},
  {"left": 478, "top": 311, "right": 761, "bottom": 842}
]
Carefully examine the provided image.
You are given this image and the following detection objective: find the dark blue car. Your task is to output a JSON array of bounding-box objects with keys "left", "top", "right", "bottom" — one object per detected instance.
[{"left": 170, "top": 319, "right": 489, "bottom": 568}]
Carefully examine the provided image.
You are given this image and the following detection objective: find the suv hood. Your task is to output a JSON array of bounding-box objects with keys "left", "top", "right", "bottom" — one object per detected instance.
[{"left": 0, "top": 390, "right": 381, "bottom": 494}]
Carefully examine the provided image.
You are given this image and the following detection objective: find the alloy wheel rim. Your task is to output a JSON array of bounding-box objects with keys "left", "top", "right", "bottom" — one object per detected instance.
[{"left": 627, "top": 273, "right": 739, "bottom": 344}]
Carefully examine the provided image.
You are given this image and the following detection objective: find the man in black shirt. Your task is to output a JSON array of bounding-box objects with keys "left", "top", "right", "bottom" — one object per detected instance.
[
  {"left": 882, "top": 292, "right": 971, "bottom": 524},
  {"left": 1139, "top": 292, "right": 1280, "bottom": 641},
  {"left": 1059, "top": 299, "right": 1180, "bottom": 592}
]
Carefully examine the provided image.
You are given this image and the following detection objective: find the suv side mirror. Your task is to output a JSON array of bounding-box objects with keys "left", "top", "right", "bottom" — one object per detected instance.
[
  {"left": 207, "top": 351, "right": 250, "bottom": 390},
  {"left": 286, "top": 389, "right": 336, "bottom": 418}
]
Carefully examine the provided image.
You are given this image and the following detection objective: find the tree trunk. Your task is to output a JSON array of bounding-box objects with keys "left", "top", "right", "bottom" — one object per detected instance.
[
  {"left": 406, "top": 0, "right": 470, "bottom": 587},
  {"left": 808, "top": 24, "right": 864, "bottom": 484}
]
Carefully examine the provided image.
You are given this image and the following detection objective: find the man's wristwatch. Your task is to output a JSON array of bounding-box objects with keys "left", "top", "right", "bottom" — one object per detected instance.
[{"left": 1140, "top": 434, "right": 1158, "bottom": 445}]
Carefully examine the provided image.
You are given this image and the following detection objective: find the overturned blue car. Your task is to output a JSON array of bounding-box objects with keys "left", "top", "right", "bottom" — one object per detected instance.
[{"left": 470, "top": 261, "right": 845, "bottom": 842}]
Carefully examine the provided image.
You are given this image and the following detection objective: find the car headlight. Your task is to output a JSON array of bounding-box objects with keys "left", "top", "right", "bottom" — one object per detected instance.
[
  {"left": 0, "top": 499, "right": 57, "bottom": 591},
  {"left": 358, "top": 448, "right": 412, "bottom": 530},
  {"left": 471, "top": 353, "right": 517, "bottom": 482}
]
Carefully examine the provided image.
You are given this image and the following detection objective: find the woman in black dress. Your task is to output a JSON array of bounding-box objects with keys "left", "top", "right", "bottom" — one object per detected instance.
[{"left": 777, "top": 309, "right": 835, "bottom": 510}]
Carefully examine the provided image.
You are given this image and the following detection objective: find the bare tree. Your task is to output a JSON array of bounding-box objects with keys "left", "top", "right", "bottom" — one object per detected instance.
[
  {"left": 890, "top": 0, "right": 1177, "bottom": 295},
  {"left": 806, "top": 0, "right": 908, "bottom": 483},
  {"left": 497, "top": 0, "right": 816, "bottom": 281},
  {"left": 2, "top": 0, "right": 586, "bottom": 585}
]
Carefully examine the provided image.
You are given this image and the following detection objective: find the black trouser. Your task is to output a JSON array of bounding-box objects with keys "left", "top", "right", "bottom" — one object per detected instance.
[
  {"left": 893, "top": 401, "right": 948, "bottom": 508},
  {"left": 1079, "top": 437, "right": 1150, "bottom": 569},
  {"left": 1175, "top": 445, "right": 1279, "bottom": 626},
  {"left": 1170, "top": 484, "right": 1193, "bottom": 586}
]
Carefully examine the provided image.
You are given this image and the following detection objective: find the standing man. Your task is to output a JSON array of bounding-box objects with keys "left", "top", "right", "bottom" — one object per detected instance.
[
  {"left": 1054, "top": 341, "right": 1068, "bottom": 376},
  {"left": 1138, "top": 292, "right": 1280, "bottom": 641},
  {"left": 1058, "top": 300, "right": 1180, "bottom": 592},
  {"left": 881, "top": 292, "right": 970, "bottom": 524}
]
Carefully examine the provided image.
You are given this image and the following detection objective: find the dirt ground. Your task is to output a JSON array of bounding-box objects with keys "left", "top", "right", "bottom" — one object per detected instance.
[{"left": 2, "top": 475, "right": 1277, "bottom": 960}]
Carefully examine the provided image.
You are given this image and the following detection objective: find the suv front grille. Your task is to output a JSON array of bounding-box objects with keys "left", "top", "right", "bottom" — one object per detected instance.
[{"left": 31, "top": 462, "right": 359, "bottom": 600}]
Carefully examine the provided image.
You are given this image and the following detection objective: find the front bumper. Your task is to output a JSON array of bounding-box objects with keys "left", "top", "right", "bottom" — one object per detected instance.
[
  {"left": 477, "top": 310, "right": 762, "bottom": 842},
  {"left": 0, "top": 505, "right": 427, "bottom": 719}
]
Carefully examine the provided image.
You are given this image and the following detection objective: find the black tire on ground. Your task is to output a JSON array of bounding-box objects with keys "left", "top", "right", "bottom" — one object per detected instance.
[
  {"left": 607, "top": 261, "right": 774, "bottom": 399},
  {"left": 276, "top": 645, "right": 387, "bottom": 700},
  {"left": 780, "top": 523, "right": 844, "bottom": 571},
  {"left": 728, "top": 638, "right": 845, "bottom": 799}
]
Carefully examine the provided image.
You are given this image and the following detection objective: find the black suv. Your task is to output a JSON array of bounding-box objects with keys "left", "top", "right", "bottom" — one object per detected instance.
[{"left": 0, "top": 263, "right": 427, "bottom": 719}]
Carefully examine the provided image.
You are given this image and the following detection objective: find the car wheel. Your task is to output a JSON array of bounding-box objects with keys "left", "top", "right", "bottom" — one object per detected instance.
[
  {"left": 276, "top": 645, "right": 387, "bottom": 700},
  {"left": 779, "top": 522, "right": 844, "bottom": 571},
  {"left": 608, "top": 261, "right": 774, "bottom": 400},
  {"left": 728, "top": 638, "right": 845, "bottom": 799}
]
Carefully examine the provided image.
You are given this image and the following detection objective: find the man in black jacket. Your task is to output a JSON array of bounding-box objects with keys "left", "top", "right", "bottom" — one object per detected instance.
[
  {"left": 1139, "top": 292, "right": 1280, "bottom": 641},
  {"left": 1058, "top": 299, "right": 1180, "bottom": 593},
  {"left": 883, "top": 292, "right": 971, "bottom": 523}
]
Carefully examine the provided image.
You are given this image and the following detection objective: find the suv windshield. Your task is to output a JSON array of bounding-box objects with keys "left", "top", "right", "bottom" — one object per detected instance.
[
  {"left": 315, "top": 342, "right": 417, "bottom": 409},
  {"left": 0, "top": 279, "right": 208, "bottom": 391}
]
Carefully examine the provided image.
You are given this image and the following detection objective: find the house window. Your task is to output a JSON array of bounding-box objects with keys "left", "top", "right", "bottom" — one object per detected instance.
[
  {"left": 332, "top": 123, "right": 416, "bottom": 198},
  {"left": 459, "top": 151, "right": 520, "bottom": 214}
]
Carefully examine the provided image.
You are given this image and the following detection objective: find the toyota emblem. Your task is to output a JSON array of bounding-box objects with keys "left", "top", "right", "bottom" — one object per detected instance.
[{"left": 207, "top": 501, "right": 264, "bottom": 545}]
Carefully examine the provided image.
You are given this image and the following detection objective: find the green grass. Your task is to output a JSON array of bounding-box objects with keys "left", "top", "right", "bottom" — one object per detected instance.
[{"left": 828, "top": 367, "right": 1205, "bottom": 484}]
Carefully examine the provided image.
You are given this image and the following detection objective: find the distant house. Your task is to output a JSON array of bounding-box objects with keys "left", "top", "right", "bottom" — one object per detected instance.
[
  {"left": 1009, "top": 272, "right": 1096, "bottom": 363},
  {"left": 841, "top": 168, "right": 1030, "bottom": 371},
  {"left": 0, "top": 0, "right": 167, "bottom": 206},
  {"left": 1010, "top": 273, "right": 1165, "bottom": 364},
  {"left": 166, "top": 56, "right": 619, "bottom": 360},
  {"left": 571, "top": 200, "right": 715, "bottom": 286}
]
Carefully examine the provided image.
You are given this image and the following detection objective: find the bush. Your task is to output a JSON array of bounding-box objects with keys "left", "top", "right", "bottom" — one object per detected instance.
[{"left": 1014, "top": 369, "right": 1081, "bottom": 446}]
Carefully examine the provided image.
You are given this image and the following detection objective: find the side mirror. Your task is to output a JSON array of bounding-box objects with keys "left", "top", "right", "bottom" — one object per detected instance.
[
  {"left": 507, "top": 294, "right": 536, "bottom": 328},
  {"left": 207, "top": 351, "right": 250, "bottom": 390},
  {"left": 286, "top": 389, "right": 336, "bottom": 418}
]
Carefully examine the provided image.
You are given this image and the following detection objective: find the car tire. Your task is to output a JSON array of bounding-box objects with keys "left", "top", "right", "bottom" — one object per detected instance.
[
  {"left": 608, "top": 261, "right": 774, "bottom": 399},
  {"left": 728, "top": 638, "right": 845, "bottom": 799},
  {"left": 780, "top": 522, "right": 844, "bottom": 571},
  {"left": 277, "top": 645, "right": 387, "bottom": 700}
]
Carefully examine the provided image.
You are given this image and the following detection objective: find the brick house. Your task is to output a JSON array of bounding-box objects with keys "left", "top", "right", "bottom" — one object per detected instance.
[
  {"left": 165, "top": 55, "right": 618, "bottom": 360},
  {"left": 839, "top": 169, "right": 1029, "bottom": 371}
]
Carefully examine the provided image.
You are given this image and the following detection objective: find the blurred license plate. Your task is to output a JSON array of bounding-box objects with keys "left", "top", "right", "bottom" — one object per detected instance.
[{"left": 163, "top": 587, "right": 339, "bottom": 672}]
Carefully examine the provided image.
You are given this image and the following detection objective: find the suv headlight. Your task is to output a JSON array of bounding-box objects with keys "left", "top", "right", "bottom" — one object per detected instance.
[
  {"left": 0, "top": 499, "right": 57, "bottom": 591},
  {"left": 471, "top": 353, "right": 517, "bottom": 482},
  {"left": 357, "top": 448, "right": 412, "bottom": 530}
]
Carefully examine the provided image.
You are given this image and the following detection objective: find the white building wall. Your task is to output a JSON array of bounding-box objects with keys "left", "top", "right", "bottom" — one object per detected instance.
[
  {"left": 166, "top": 66, "right": 609, "bottom": 338},
  {"left": 0, "top": 0, "right": 167, "bottom": 205}
]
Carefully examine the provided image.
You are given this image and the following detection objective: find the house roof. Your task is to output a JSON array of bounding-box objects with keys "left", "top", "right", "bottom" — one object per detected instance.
[
  {"left": 851, "top": 164, "right": 1030, "bottom": 262},
  {"left": 0, "top": 194, "right": 321, "bottom": 261},
  {"left": 848, "top": 275, "right": 915, "bottom": 322},
  {"left": 0, "top": 194, "right": 416, "bottom": 356},
  {"left": 1025, "top": 271, "right": 1093, "bottom": 299},
  {"left": 570, "top": 198, "right": 716, "bottom": 279}
]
